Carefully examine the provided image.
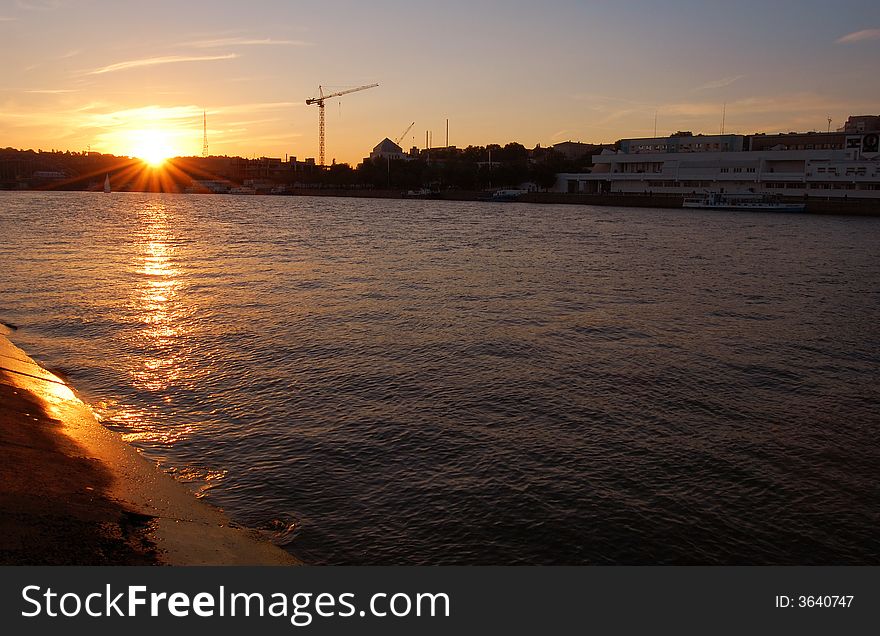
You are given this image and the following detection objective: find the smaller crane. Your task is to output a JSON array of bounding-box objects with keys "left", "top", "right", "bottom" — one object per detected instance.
[
  {"left": 306, "top": 83, "right": 379, "bottom": 166},
  {"left": 395, "top": 121, "right": 415, "bottom": 147}
]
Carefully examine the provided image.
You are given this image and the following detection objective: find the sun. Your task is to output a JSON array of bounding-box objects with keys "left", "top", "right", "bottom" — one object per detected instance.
[{"left": 131, "top": 129, "right": 177, "bottom": 167}]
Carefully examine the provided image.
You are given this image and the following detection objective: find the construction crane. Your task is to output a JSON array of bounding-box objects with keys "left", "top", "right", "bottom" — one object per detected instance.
[
  {"left": 306, "top": 83, "right": 379, "bottom": 167},
  {"left": 395, "top": 121, "right": 415, "bottom": 147}
]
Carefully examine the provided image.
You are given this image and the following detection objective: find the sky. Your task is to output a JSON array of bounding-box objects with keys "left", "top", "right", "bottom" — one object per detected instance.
[{"left": 1, "top": 0, "right": 879, "bottom": 165}]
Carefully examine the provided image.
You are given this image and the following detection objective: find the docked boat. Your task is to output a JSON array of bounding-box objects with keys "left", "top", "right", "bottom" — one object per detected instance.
[
  {"left": 403, "top": 188, "right": 435, "bottom": 199},
  {"left": 682, "top": 192, "right": 805, "bottom": 212},
  {"left": 491, "top": 189, "right": 528, "bottom": 202}
]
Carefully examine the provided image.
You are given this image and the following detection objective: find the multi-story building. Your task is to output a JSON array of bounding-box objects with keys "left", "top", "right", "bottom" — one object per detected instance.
[
  {"left": 840, "top": 114, "right": 880, "bottom": 134},
  {"left": 555, "top": 119, "right": 880, "bottom": 199}
]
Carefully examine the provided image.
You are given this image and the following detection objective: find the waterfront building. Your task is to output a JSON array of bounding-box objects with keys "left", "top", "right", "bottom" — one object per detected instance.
[
  {"left": 554, "top": 119, "right": 880, "bottom": 199},
  {"left": 369, "top": 138, "right": 406, "bottom": 161},
  {"left": 840, "top": 114, "right": 880, "bottom": 134}
]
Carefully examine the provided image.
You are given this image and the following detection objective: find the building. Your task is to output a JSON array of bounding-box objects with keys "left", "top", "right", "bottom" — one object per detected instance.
[
  {"left": 620, "top": 132, "right": 744, "bottom": 154},
  {"left": 747, "top": 131, "right": 845, "bottom": 151},
  {"left": 369, "top": 138, "right": 405, "bottom": 161},
  {"left": 551, "top": 141, "right": 603, "bottom": 160},
  {"left": 554, "top": 118, "right": 880, "bottom": 199},
  {"left": 840, "top": 115, "right": 880, "bottom": 134}
]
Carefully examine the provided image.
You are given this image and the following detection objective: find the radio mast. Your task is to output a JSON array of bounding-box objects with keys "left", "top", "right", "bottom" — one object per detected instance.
[{"left": 202, "top": 110, "right": 209, "bottom": 157}]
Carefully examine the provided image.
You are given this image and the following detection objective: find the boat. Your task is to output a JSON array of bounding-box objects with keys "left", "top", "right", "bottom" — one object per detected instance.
[
  {"left": 404, "top": 188, "right": 435, "bottom": 199},
  {"left": 491, "top": 188, "right": 528, "bottom": 202},
  {"left": 682, "top": 192, "right": 805, "bottom": 212},
  {"left": 103, "top": 174, "right": 111, "bottom": 193}
]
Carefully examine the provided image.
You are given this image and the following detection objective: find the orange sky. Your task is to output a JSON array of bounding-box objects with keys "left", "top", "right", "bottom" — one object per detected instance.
[{"left": 2, "top": 1, "right": 879, "bottom": 165}]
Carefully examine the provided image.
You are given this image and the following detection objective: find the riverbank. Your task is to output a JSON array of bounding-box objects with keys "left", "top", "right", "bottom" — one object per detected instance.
[
  {"left": 282, "top": 190, "right": 880, "bottom": 215},
  {"left": 517, "top": 192, "right": 880, "bottom": 216},
  {"left": 0, "top": 328, "right": 298, "bottom": 566},
  {"left": 5, "top": 187, "right": 879, "bottom": 215}
]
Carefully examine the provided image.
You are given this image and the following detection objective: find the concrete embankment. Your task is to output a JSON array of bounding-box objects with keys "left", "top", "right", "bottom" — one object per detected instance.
[
  {"left": 520, "top": 192, "right": 880, "bottom": 215},
  {"left": 285, "top": 188, "right": 490, "bottom": 201},
  {"left": 520, "top": 192, "right": 684, "bottom": 208},
  {"left": 283, "top": 189, "right": 880, "bottom": 215},
  {"left": 0, "top": 329, "right": 298, "bottom": 566}
]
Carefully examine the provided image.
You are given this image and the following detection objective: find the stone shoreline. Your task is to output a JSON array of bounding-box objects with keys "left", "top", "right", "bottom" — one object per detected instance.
[{"left": 0, "top": 330, "right": 298, "bottom": 566}]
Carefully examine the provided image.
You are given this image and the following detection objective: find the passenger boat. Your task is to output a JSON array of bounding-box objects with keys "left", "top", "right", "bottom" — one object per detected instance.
[{"left": 682, "top": 192, "right": 805, "bottom": 212}]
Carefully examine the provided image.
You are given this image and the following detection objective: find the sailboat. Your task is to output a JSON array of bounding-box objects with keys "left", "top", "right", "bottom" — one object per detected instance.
[{"left": 103, "top": 174, "right": 111, "bottom": 193}]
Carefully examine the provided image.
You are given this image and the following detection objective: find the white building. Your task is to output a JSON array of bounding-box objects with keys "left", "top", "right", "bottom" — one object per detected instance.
[
  {"left": 369, "top": 138, "right": 406, "bottom": 161},
  {"left": 555, "top": 125, "right": 880, "bottom": 199}
]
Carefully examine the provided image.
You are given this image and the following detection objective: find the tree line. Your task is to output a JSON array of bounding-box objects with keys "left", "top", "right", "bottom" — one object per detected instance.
[{"left": 314, "top": 143, "right": 606, "bottom": 191}]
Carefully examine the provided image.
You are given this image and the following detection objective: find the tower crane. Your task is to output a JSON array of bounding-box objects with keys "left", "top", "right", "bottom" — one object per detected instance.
[
  {"left": 395, "top": 121, "right": 415, "bottom": 147},
  {"left": 306, "top": 83, "right": 379, "bottom": 167}
]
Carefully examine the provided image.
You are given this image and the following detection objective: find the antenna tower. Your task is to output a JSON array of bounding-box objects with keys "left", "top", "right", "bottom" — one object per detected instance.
[{"left": 202, "top": 111, "right": 209, "bottom": 157}]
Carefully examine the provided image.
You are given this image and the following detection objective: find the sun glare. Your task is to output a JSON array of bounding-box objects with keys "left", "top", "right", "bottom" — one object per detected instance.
[{"left": 131, "top": 129, "right": 177, "bottom": 167}]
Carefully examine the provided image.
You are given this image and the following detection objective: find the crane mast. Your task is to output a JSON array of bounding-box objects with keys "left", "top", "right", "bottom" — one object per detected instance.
[{"left": 306, "top": 83, "right": 379, "bottom": 167}]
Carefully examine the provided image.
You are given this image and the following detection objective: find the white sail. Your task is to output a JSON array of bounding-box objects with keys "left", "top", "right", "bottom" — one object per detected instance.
[{"left": 103, "top": 174, "right": 111, "bottom": 193}]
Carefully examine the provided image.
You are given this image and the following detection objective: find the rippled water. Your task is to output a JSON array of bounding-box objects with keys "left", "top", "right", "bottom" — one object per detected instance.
[{"left": 1, "top": 191, "right": 878, "bottom": 564}]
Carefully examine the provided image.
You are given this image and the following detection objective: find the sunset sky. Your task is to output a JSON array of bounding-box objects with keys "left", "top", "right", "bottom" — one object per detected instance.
[{"left": 2, "top": 0, "right": 879, "bottom": 165}]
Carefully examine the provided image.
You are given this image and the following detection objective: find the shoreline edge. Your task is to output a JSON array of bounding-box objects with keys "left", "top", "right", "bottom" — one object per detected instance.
[{"left": 0, "top": 328, "right": 298, "bottom": 566}]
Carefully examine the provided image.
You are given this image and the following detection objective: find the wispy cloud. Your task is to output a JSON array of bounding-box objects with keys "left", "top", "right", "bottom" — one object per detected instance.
[
  {"left": 571, "top": 89, "right": 874, "bottom": 140},
  {"left": 186, "top": 37, "right": 312, "bottom": 48},
  {"left": 224, "top": 117, "right": 283, "bottom": 127},
  {"left": 0, "top": 16, "right": 19, "bottom": 21},
  {"left": 216, "top": 101, "right": 301, "bottom": 114},
  {"left": 80, "top": 104, "right": 206, "bottom": 127},
  {"left": 24, "top": 88, "right": 79, "bottom": 94},
  {"left": 836, "top": 28, "right": 880, "bottom": 44},
  {"left": 218, "top": 132, "right": 302, "bottom": 146},
  {"left": 550, "top": 129, "right": 571, "bottom": 141},
  {"left": 86, "top": 54, "right": 237, "bottom": 75},
  {"left": 695, "top": 75, "right": 745, "bottom": 91},
  {"left": 657, "top": 92, "right": 871, "bottom": 135},
  {"left": 16, "top": 0, "right": 64, "bottom": 10},
  {"left": 663, "top": 92, "right": 853, "bottom": 119},
  {"left": 226, "top": 75, "right": 275, "bottom": 83},
  {"left": 571, "top": 94, "right": 645, "bottom": 106}
]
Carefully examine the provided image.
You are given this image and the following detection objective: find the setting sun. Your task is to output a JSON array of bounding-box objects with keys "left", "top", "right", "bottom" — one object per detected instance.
[{"left": 132, "top": 129, "right": 177, "bottom": 167}]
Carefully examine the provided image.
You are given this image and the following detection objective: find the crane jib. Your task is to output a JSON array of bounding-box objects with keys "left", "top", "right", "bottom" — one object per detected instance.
[{"left": 305, "top": 83, "right": 379, "bottom": 166}]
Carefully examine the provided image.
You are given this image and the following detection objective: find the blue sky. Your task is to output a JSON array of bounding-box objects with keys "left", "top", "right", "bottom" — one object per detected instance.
[{"left": 1, "top": 0, "right": 878, "bottom": 163}]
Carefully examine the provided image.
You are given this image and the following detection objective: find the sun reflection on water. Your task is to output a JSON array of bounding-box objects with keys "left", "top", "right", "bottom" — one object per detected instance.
[
  {"left": 132, "top": 201, "right": 183, "bottom": 394},
  {"left": 76, "top": 199, "right": 228, "bottom": 497}
]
